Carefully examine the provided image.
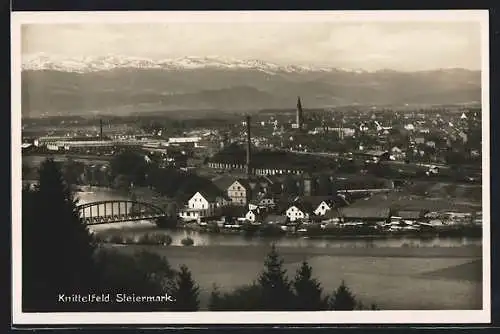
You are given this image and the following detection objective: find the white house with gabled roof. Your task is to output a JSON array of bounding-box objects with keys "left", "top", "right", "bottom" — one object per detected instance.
[{"left": 179, "top": 190, "right": 229, "bottom": 221}]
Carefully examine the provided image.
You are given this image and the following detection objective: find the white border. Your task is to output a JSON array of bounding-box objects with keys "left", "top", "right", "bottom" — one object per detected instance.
[{"left": 11, "top": 10, "right": 491, "bottom": 325}]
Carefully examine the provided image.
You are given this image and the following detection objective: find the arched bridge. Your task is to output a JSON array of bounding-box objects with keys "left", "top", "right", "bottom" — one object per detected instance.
[{"left": 77, "top": 200, "right": 167, "bottom": 225}]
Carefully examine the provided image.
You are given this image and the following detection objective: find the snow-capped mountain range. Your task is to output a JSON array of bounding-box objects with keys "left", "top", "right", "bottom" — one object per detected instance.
[
  {"left": 22, "top": 53, "right": 365, "bottom": 74},
  {"left": 21, "top": 53, "right": 481, "bottom": 116}
]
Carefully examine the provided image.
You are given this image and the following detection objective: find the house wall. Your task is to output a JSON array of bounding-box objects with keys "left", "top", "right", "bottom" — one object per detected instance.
[
  {"left": 245, "top": 211, "right": 256, "bottom": 222},
  {"left": 286, "top": 206, "right": 309, "bottom": 222},
  {"left": 187, "top": 192, "right": 217, "bottom": 217},
  {"left": 179, "top": 210, "right": 206, "bottom": 221},
  {"left": 228, "top": 181, "right": 249, "bottom": 206},
  {"left": 314, "top": 202, "right": 331, "bottom": 216}
]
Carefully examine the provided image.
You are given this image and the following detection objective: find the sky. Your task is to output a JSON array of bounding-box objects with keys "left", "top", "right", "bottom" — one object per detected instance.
[{"left": 21, "top": 21, "right": 481, "bottom": 71}]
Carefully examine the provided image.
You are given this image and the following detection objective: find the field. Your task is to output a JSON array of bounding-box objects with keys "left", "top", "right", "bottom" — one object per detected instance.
[{"left": 105, "top": 244, "right": 483, "bottom": 310}]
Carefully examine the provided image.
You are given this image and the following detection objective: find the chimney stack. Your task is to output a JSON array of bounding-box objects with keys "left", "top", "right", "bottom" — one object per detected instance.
[
  {"left": 99, "top": 119, "right": 103, "bottom": 141},
  {"left": 245, "top": 115, "right": 252, "bottom": 176}
]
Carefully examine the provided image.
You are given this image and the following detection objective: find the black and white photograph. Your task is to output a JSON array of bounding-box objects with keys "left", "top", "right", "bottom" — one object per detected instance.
[{"left": 11, "top": 10, "right": 490, "bottom": 325}]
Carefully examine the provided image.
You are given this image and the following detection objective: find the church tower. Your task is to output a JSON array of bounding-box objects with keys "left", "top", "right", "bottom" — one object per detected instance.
[{"left": 296, "top": 96, "right": 304, "bottom": 131}]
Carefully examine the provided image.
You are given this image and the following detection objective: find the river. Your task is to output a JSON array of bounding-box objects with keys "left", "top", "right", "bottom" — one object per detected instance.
[
  {"left": 76, "top": 187, "right": 482, "bottom": 249},
  {"left": 76, "top": 187, "right": 483, "bottom": 310}
]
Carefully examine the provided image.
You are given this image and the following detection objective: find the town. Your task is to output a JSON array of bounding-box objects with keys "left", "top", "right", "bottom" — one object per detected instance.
[{"left": 21, "top": 98, "right": 483, "bottom": 239}]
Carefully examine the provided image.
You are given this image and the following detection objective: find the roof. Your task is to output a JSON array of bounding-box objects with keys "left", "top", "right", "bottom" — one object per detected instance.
[
  {"left": 210, "top": 146, "right": 335, "bottom": 170},
  {"left": 397, "top": 210, "right": 427, "bottom": 219},
  {"left": 232, "top": 178, "right": 251, "bottom": 190},
  {"left": 194, "top": 185, "right": 229, "bottom": 203},
  {"left": 288, "top": 201, "right": 314, "bottom": 214},
  {"left": 340, "top": 207, "right": 390, "bottom": 219},
  {"left": 246, "top": 209, "right": 266, "bottom": 219},
  {"left": 297, "top": 196, "right": 336, "bottom": 209},
  {"left": 264, "top": 215, "right": 288, "bottom": 224},
  {"left": 251, "top": 192, "right": 276, "bottom": 203},
  {"left": 354, "top": 150, "right": 389, "bottom": 157},
  {"left": 212, "top": 175, "right": 238, "bottom": 191},
  {"left": 324, "top": 208, "right": 341, "bottom": 219}
]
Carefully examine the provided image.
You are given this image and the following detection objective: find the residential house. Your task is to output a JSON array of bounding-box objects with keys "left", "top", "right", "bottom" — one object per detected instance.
[
  {"left": 320, "top": 208, "right": 342, "bottom": 224},
  {"left": 286, "top": 202, "right": 314, "bottom": 222},
  {"left": 390, "top": 146, "right": 405, "bottom": 160},
  {"left": 249, "top": 175, "right": 281, "bottom": 194},
  {"left": 179, "top": 190, "right": 229, "bottom": 221},
  {"left": 248, "top": 193, "right": 277, "bottom": 211},
  {"left": 312, "top": 198, "right": 336, "bottom": 216},
  {"left": 245, "top": 209, "right": 265, "bottom": 223},
  {"left": 213, "top": 176, "right": 252, "bottom": 206},
  {"left": 227, "top": 179, "right": 251, "bottom": 206}
]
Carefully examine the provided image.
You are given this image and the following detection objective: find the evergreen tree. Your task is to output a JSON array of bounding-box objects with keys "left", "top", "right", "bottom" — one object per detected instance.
[
  {"left": 22, "top": 158, "right": 98, "bottom": 311},
  {"left": 257, "top": 244, "right": 294, "bottom": 310},
  {"left": 209, "top": 283, "right": 263, "bottom": 311},
  {"left": 171, "top": 265, "right": 200, "bottom": 311},
  {"left": 208, "top": 283, "right": 223, "bottom": 311},
  {"left": 93, "top": 249, "right": 176, "bottom": 311},
  {"left": 292, "top": 260, "right": 328, "bottom": 311},
  {"left": 329, "top": 280, "right": 357, "bottom": 311}
]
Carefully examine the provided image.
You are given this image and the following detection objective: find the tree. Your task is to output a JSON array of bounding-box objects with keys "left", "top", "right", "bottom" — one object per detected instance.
[
  {"left": 283, "top": 175, "right": 300, "bottom": 196},
  {"left": 209, "top": 283, "right": 264, "bottom": 311},
  {"left": 22, "top": 158, "right": 98, "bottom": 311},
  {"left": 329, "top": 280, "right": 357, "bottom": 311},
  {"left": 112, "top": 174, "right": 131, "bottom": 191},
  {"left": 317, "top": 174, "right": 333, "bottom": 196},
  {"left": 88, "top": 248, "right": 179, "bottom": 311},
  {"left": 292, "top": 261, "right": 328, "bottom": 311},
  {"left": 22, "top": 163, "right": 33, "bottom": 180},
  {"left": 171, "top": 265, "right": 200, "bottom": 311},
  {"left": 110, "top": 150, "right": 148, "bottom": 186},
  {"left": 208, "top": 284, "right": 224, "bottom": 311},
  {"left": 257, "top": 244, "right": 294, "bottom": 310}
]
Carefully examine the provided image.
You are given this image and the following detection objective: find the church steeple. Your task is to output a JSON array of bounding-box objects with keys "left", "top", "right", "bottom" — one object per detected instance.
[{"left": 296, "top": 96, "right": 304, "bottom": 130}]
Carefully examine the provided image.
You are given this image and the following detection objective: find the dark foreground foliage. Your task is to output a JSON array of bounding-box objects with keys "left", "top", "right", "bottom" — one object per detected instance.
[{"left": 22, "top": 157, "right": 378, "bottom": 312}]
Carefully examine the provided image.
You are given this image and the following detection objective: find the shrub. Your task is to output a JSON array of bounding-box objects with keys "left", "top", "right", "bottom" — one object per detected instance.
[
  {"left": 108, "top": 234, "right": 124, "bottom": 244},
  {"left": 137, "top": 232, "right": 173, "bottom": 245},
  {"left": 151, "top": 233, "right": 173, "bottom": 246},
  {"left": 123, "top": 235, "right": 135, "bottom": 244},
  {"left": 138, "top": 233, "right": 152, "bottom": 244},
  {"left": 181, "top": 237, "right": 194, "bottom": 246},
  {"left": 93, "top": 233, "right": 104, "bottom": 243}
]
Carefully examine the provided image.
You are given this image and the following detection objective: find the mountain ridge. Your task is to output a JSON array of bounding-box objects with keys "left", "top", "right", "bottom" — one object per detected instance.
[
  {"left": 21, "top": 54, "right": 482, "bottom": 117},
  {"left": 22, "top": 53, "right": 479, "bottom": 75}
]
